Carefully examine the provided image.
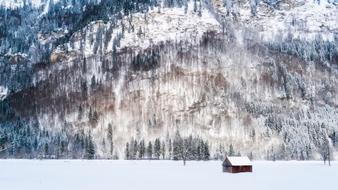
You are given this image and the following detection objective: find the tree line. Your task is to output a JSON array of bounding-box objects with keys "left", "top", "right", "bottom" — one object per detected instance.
[{"left": 125, "top": 132, "right": 210, "bottom": 164}]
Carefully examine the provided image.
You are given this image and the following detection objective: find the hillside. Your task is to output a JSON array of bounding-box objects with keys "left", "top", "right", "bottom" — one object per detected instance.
[{"left": 0, "top": 0, "right": 337, "bottom": 160}]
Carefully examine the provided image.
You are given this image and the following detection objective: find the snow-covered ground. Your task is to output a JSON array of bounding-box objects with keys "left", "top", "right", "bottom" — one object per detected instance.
[{"left": 0, "top": 160, "right": 337, "bottom": 190}]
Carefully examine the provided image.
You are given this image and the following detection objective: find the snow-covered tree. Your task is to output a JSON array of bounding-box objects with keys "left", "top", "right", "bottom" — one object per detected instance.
[
  {"left": 138, "top": 140, "right": 145, "bottom": 159},
  {"left": 125, "top": 142, "right": 130, "bottom": 160},
  {"left": 146, "top": 141, "right": 153, "bottom": 159},
  {"left": 154, "top": 138, "right": 161, "bottom": 159}
]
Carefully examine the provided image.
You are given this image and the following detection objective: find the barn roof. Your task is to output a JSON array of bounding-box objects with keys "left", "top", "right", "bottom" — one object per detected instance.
[{"left": 226, "top": 156, "right": 252, "bottom": 166}]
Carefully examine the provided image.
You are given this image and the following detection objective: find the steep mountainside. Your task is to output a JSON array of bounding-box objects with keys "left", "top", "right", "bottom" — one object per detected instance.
[{"left": 0, "top": 0, "right": 337, "bottom": 160}]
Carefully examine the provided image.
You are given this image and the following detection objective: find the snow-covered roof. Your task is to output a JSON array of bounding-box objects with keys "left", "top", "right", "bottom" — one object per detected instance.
[{"left": 226, "top": 156, "right": 252, "bottom": 166}]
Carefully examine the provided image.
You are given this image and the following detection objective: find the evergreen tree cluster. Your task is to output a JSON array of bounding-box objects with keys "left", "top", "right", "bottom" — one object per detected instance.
[
  {"left": 214, "top": 143, "right": 241, "bottom": 160},
  {"left": 131, "top": 46, "right": 161, "bottom": 71},
  {"left": 85, "top": 132, "right": 95, "bottom": 159},
  {"left": 124, "top": 132, "right": 210, "bottom": 161},
  {"left": 267, "top": 36, "right": 337, "bottom": 66},
  {"left": 125, "top": 138, "right": 164, "bottom": 160},
  {"left": 0, "top": 117, "right": 97, "bottom": 159},
  {"left": 172, "top": 132, "right": 210, "bottom": 161}
]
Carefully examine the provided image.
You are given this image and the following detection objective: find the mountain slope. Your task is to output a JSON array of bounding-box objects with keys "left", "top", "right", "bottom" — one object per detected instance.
[{"left": 0, "top": 0, "right": 337, "bottom": 160}]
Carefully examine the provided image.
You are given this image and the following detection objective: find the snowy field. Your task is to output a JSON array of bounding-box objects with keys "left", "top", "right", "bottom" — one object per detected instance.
[{"left": 0, "top": 160, "right": 337, "bottom": 190}]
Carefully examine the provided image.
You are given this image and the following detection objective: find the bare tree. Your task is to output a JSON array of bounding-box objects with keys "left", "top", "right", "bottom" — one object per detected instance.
[
  {"left": 173, "top": 131, "right": 190, "bottom": 166},
  {"left": 181, "top": 140, "right": 190, "bottom": 166}
]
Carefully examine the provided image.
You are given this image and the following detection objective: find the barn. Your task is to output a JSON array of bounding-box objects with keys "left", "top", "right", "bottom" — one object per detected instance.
[{"left": 222, "top": 156, "right": 253, "bottom": 173}]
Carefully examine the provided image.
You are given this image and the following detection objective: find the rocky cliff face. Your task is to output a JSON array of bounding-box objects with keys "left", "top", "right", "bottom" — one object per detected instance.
[{"left": 0, "top": 0, "right": 337, "bottom": 160}]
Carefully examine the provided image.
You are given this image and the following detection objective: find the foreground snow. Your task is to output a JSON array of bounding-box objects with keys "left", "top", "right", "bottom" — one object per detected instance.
[{"left": 0, "top": 160, "right": 337, "bottom": 190}]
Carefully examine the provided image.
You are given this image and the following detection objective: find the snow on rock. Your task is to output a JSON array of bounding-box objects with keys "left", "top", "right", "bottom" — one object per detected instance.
[
  {"left": 255, "top": 1, "right": 338, "bottom": 42},
  {"left": 0, "top": 86, "right": 8, "bottom": 101},
  {"left": 60, "top": 2, "right": 220, "bottom": 59},
  {"left": 0, "top": 0, "right": 51, "bottom": 9},
  {"left": 212, "top": 0, "right": 338, "bottom": 43},
  {"left": 119, "top": 4, "right": 220, "bottom": 51}
]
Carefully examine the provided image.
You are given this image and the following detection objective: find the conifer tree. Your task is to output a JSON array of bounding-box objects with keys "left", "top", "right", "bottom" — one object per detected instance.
[
  {"left": 154, "top": 138, "right": 161, "bottom": 159},
  {"left": 86, "top": 133, "right": 95, "bottom": 159},
  {"left": 198, "top": 0, "right": 202, "bottom": 17},
  {"left": 203, "top": 141, "right": 210, "bottom": 160},
  {"left": 107, "top": 124, "right": 113, "bottom": 156},
  {"left": 194, "top": 0, "right": 198, "bottom": 12},
  {"left": 173, "top": 131, "right": 183, "bottom": 160},
  {"left": 229, "top": 144, "right": 235, "bottom": 156},
  {"left": 197, "top": 141, "right": 202, "bottom": 160},
  {"left": 44, "top": 143, "right": 49, "bottom": 157},
  {"left": 132, "top": 139, "right": 138, "bottom": 159},
  {"left": 139, "top": 140, "right": 145, "bottom": 159},
  {"left": 168, "top": 139, "right": 173, "bottom": 160},
  {"left": 146, "top": 141, "right": 153, "bottom": 159},
  {"left": 161, "top": 141, "right": 166, "bottom": 159},
  {"left": 125, "top": 142, "right": 130, "bottom": 160}
]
